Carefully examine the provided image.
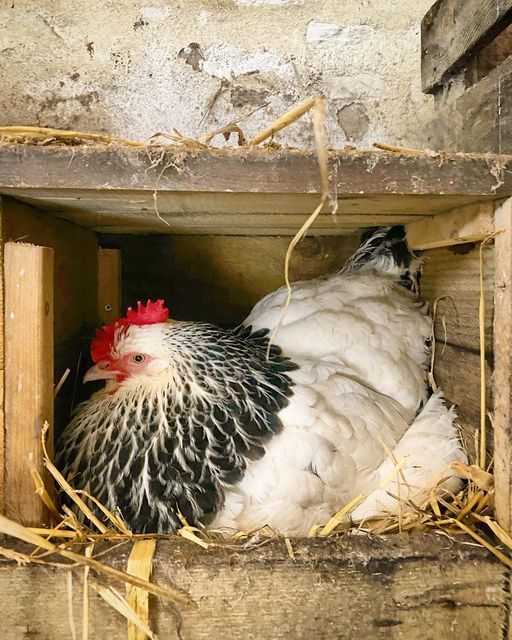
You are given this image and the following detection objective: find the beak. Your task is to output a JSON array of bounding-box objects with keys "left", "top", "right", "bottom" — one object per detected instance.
[{"left": 83, "top": 363, "right": 120, "bottom": 383}]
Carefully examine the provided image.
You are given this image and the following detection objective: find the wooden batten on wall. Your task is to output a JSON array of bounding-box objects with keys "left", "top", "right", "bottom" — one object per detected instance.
[
  {"left": 98, "top": 248, "right": 121, "bottom": 324},
  {"left": 4, "top": 242, "right": 54, "bottom": 525}
]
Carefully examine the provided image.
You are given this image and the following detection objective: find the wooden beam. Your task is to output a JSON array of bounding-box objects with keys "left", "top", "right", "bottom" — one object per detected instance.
[
  {"left": 422, "top": 0, "right": 512, "bottom": 92},
  {"left": 4, "top": 242, "right": 54, "bottom": 525},
  {"left": 425, "top": 54, "right": 512, "bottom": 153},
  {"left": 0, "top": 536, "right": 506, "bottom": 639},
  {"left": 407, "top": 202, "right": 495, "bottom": 249},
  {"left": 98, "top": 249, "right": 121, "bottom": 324},
  {"left": 493, "top": 197, "right": 512, "bottom": 532},
  {"left": 0, "top": 146, "right": 511, "bottom": 197}
]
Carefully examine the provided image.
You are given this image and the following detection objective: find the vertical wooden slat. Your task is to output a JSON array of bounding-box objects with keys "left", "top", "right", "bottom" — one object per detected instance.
[
  {"left": 98, "top": 248, "right": 121, "bottom": 324},
  {"left": 493, "top": 197, "right": 512, "bottom": 532},
  {"left": 0, "top": 206, "right": 5, "bottom": 515},
  {"left": 4, "top": 242, "right": 54, "bottom": 525}
]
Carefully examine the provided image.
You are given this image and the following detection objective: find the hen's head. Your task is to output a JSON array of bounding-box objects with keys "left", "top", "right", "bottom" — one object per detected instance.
[{"left": 84, "top": 300, "right": 172, "bottom": 388}]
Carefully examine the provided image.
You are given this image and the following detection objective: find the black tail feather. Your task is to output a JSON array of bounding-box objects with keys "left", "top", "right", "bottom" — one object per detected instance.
[{"left": 342, "top": 225, "right": 421, "bottom": 292}]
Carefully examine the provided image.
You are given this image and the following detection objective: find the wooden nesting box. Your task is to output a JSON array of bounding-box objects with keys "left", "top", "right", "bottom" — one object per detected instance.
[{"left": 0, "top": 144, "right": 511, "bottom": 638}]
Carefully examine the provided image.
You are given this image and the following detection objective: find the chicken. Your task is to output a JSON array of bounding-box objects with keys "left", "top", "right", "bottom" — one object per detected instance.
[{"left": 56, "top": 226, "right": 466, "bottom": 535}]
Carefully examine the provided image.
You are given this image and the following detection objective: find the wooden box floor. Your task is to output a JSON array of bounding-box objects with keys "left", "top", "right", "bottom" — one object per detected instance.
[{"left": 0, "top": 535, "right": 507, "bottom": 640}]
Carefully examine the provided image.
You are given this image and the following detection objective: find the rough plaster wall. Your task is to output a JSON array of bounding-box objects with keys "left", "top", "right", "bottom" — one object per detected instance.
[{"left": 0, "top": 1, "right": 435, "bottom": 148}]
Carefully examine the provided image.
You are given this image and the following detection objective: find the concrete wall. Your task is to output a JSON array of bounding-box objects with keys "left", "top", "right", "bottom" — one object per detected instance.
[{"left": 0, "top": 1, "right": 435, "bottom": 148}]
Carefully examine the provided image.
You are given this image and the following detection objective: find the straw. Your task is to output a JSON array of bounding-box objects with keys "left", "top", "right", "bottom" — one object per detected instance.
[{"left": 126, "top": 540, "right": 158, "bottom": 640}]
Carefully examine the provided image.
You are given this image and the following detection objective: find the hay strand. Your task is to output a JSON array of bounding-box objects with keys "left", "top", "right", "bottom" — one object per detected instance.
[
  {"left": 54, "top": 368, "right": 71, "bottom": 398},
  {"left": 267, "top": 96, "right": 330, "bottom": 356},
  {"left": 126, "top": 540, "right": 158, "bottom": 640},
  {"left": 82, "top": 544, "right": 93, "bottom": 640},
  {"left": 0, "top": 514, "right": 194, "bottom": 606},
  {"left": 0, "top": 125, "right": 146, "bottom": 147},
  {"left": 67, "top": 570, "right": 77, "bottom": 640},
  {"left": 284, "top": 537, "right": 295, "bottom": 559},
  {"left": 40, "top": 422, "right": 108, "bottom": 534},
  {"left": 28, "top": 454, "right": 61, "bottom": 518},
  {"left": 372, "top": 142, "right": 433, "bottom": 155},
  {"left": 91, "top": 582, "right": 159, "bottom": 640},
  {"left": 248, "top": 96, "right": 317, "bottom": 146}
]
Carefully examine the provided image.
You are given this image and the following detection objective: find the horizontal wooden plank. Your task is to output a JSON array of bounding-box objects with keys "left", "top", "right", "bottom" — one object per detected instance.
[
  {"left": 56, "top": 212, "right": 428, "bottom": 236},
  {"left": 95, "top": 226, "right": 362, "bottom": 236},
  {"left": 407, "top": 202, "right": 495, "bottom": 249},
  {"left": 0, "top": 536, "right": 506, "bottom": 639},
  {"left": 2, "top": 191, "right": 481, "bottom": 217},
  {"left": 422, "top": 0, "right": 512, "bottom": 92},
  {"left": 420, "top": 243, "right": 495, "bottom": 351},
  {"left": 426, "top": 54, "right": 512, "bottom": 153},
  {"left": 0, "top": 146, "right": 511, "bottom": 197},
  {"left": 100, "top": 235, "right": 359, "bottom": 326}
]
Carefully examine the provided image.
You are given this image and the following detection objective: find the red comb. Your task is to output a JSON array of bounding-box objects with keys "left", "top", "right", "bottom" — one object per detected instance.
[
  {"left": 90, "top": 299, "right": 169, "bottom": 363},
  {"left": 91, "top": 321, "right": 127, "bottom": 363},
  {"left": 126, "top": 300, "right": 169, "bottom": 325}
]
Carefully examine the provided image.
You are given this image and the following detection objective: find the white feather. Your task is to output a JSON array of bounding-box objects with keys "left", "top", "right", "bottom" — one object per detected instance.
[{"left": 211, "top": 268, "right": 466, "bottom": 536}]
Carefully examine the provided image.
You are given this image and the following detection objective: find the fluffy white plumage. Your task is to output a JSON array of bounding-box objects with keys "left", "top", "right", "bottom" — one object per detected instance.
[{"left": 210, "top": 241, "right": 466, "bottom": 535}]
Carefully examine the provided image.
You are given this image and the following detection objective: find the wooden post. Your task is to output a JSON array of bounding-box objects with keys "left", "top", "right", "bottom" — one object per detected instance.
[
  {"left": 493, "top": 198, "right": 512, "bottom": 533},
  {"left": 98, "top": 248, "right": 121, "bottom": 324},
  {"left": 4, "top": 242, "right": 54, "bottom": 525}
]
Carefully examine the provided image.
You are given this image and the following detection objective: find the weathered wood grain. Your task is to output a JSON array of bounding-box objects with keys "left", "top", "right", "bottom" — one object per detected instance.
[
  {"left": 431, "top": 341, "right": 492, "bottom": 463},
  {"left": 61, "top": 211, "right": 426, "bottom": 236},
  {"left": 493, "top": 198, "right": 512, "bottom": 532},
  {"left": 422, "top": 0, "right": 512, "bottom": 92},
  {"left": 0, "top": 147, "right": 510, "bottom": 233},
  {"left": 4, "top": 243, "right": 54, "bottom": 526},
  {"left": 0, "top": 536, "right": 506, "bottom": 639},
  {"left": 101, "top": 234, "right": 359, "bottom": 326},
  {"left": 426, "top": 54, "right": 512, "bottom": 153},
  {"left": 0, "top": 146, "right": 510, "bottom": 195},
  {"left": 465, "top": 23, "right": 512, "bottom": 87},
  {"left": 4, "top": 190, "right": 476, "bottom": 217},
  {"left": 407, "top": 202, "right": 495, "bottom": 250},
  {"left": 420, "top": 243, "right": 495, "bottom": 352}
]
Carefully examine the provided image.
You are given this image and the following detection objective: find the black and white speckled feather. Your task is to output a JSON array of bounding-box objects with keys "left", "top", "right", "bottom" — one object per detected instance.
[{"left": 57, "top": 324, "right": 296, "bottom": 533}]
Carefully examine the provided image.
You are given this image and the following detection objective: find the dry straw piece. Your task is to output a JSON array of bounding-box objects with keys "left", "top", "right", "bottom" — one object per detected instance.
[{"left": 126, "top": 540, "right": 157, "bottom": 640}]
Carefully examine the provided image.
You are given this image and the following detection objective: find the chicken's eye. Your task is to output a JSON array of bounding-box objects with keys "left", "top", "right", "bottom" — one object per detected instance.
[{"left": 132, "top": 354, "right": 146, "bottom": 364}]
